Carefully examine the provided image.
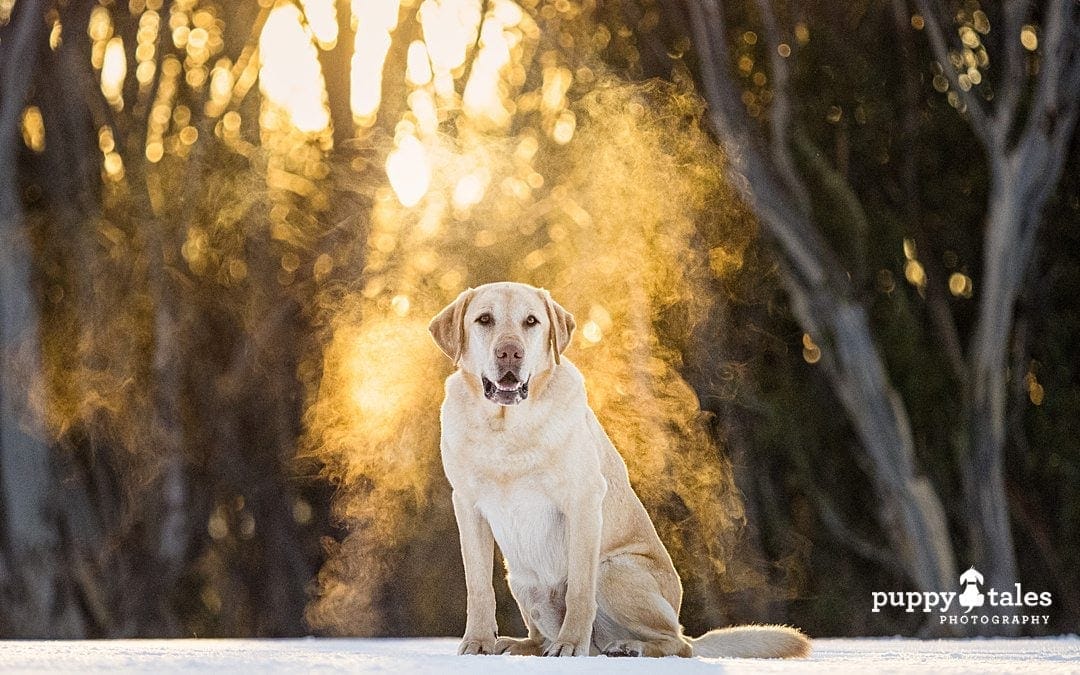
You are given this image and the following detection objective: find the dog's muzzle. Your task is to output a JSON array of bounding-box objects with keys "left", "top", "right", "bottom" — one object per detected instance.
[{"left": 482, "top": 372, "right": 529, "bottom": 406}]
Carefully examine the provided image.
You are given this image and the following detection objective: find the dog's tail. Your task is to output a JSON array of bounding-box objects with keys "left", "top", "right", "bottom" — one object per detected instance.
[{"left": 689, "top": 624, "right": 811, "bottom": 659}]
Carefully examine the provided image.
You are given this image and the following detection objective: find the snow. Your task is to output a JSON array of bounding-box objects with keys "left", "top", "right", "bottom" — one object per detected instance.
[{"left": 1, "top": 637, "right": 1077, "bottom": 674}]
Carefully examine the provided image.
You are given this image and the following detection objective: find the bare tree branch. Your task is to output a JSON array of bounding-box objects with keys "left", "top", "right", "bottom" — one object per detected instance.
[
  {"left": 807, "top": 482, "right": 907, "bottom": 580},
  {"left": 914, "top": 0, "right": 998, "bottom": 150},
  {"left": 997, "top": 1, "right": 1028, "bottom": 138},
  {"left": 753, "top": 0, "right": 811, "bottom": 213},
  {"left": 890, "top": 0, "right": 967, "bottom": 385},
  {"left": 686, "top": 0, "right": 829, "bottom": 289},
  {"left": 677, "top": 0, "right": 958, "bottom": 608},
  {"left": 1026, "top": 0, "right": 1069, "bottom": 127}
]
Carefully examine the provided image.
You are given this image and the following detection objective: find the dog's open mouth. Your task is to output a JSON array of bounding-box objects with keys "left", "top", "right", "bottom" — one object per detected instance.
[{"left": 482, "top": 372, "right": 530, "bottom": 406}]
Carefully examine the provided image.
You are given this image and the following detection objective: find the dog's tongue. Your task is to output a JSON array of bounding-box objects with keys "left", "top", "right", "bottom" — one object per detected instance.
[{"left": 496, "top": 373, "right": 520, "bottom": 390}]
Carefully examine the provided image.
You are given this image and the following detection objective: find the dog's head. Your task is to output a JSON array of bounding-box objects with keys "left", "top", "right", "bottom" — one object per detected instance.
[{"left": 429, "top": 282, "right": 575, "bottom": 406}]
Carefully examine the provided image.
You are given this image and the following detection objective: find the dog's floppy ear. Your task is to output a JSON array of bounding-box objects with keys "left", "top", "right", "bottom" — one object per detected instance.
[
  {"left": 429, "top": 288, "right": 475, "bottom": 365},
  {"left": 541, "top": 289, "right": 575, "bottom": 365}
]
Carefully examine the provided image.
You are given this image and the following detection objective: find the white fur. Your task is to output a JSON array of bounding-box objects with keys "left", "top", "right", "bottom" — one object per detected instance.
[{"left": 432, "top": 282, "right": 810, "bottom": 659}]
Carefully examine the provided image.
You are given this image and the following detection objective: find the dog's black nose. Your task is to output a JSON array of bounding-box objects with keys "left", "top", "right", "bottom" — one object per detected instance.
[{"left": 494, "top": 340, "right": 524, "bottom": 369}]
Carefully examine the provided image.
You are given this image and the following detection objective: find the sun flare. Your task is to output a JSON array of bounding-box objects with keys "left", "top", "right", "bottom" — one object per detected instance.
[
  {"left": 258, "top": 3, "right": 330, "bottom": 134},
  {"left": 79, "top": 0, "right": 760, "bottom": 635}
]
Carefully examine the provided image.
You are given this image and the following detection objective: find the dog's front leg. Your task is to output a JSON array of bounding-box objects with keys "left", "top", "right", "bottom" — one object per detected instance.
[
  {"left": 545, "top": 488, "right": 605, "bottom": 656},
  {"left": 452, "top": 491, "right": 498, "bottom": 655}
]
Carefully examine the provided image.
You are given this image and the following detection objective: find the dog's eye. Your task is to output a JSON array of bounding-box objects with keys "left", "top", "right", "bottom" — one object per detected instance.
[
  {"left": 476, "top": 313, "right": 492, "bottom": 325},
  {"left": 524, "top": 315, "right": 539, "bottom": 327}
]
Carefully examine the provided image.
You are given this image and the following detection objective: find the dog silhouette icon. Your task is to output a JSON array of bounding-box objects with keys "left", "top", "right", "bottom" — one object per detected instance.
[{"left": 958, "top": 567, "right": 985, "bottom": 613}]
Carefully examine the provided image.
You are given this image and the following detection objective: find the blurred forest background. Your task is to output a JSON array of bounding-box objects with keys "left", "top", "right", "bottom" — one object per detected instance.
[{"left": 0, "top": 0, "right": 1077, "bottom": 640}]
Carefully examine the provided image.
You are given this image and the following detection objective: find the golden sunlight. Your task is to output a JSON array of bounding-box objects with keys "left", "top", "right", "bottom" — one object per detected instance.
[
  {"left": 300, "top": 0, "right": 339, "bottom": 50},
  {"left": 802, "top": 333, "right": 822, "bottom": 364},
  {"left": 386, "top": 134, "right": 431, "bottom": 207},
  {"left": 405, "top": 40, "right": 433, "bottom": 86},
  {"left": 1020, "top": 24, "right": 1038, "bottom": 51},
  {"left": 20, "top": 106, "right": 46, "bottom": 153},
  {"left": 451, "top": 171, "right": 489, "bottom": 210},
  {"left": 419, "top": 0, "right": 480, "bottom": 75},
  {"left": 581, "top": 320, "right": 603, "bottom": 343},
  {"left": 904, "top": 259, "right": 926, "bottom": 290},
  {"left": 135, "top": 10, "right": 159, "bottom": 88},
  {"left": 949, "top": 272, "right": 973, "bottom": 298},
  {"left": 49, "top": 16, "right": 63, "bottom": 50},
  {"left": 100, "top": 37, "right": 127, "bottom": 109},
  {"left": 461, "top": 2, "right": 520, "bottom": 127},
  {"left": 259, "top": 2, "right": 331, "bottom": 134},
  {"left": 351, "top": 0, "right": 400, "bottom": 127},
  {"left": 290, "top": 0, "right": 760, "bottom": 634},
  {"left": 88, "top": 5, "right": 112, "bottom": 69}
]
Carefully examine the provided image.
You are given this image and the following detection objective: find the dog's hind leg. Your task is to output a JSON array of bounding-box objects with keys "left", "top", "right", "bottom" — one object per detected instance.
[
  {"left": 494, "top": 582, "right": 549, "bottom": 656},
  {"left": 493, "top": 619, "right": 545, "bottom": 656},
  {"left": 593, "top": 555, "right": 693, "bottom": 658}
]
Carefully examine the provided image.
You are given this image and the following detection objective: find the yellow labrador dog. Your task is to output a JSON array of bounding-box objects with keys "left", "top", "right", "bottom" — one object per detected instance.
[{"left": 430, "top": 282, "right": 810, "bottom": 658}]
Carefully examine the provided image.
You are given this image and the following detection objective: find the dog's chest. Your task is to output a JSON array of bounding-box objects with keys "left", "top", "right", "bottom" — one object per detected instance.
[
  {"left": 475, "top": 484, "right": 567, "bottom": 585},
  {"left": 449, "top": 422, "right": 559, "bottom": 478}
]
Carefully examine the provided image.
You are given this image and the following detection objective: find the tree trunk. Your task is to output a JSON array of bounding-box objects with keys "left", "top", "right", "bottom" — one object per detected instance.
[
  {"left": 785, "top": 275, "right": 957, "bottom": 599},
  {"left": 909, "top": 0, "right": 1080, "bottom": 634},
  {"left": 680, "top": 0, "right": 958, "bottom": 610},
  {"left": 962, "top": 56, "right": 1079, "bottom": 617},
  {"left": 963, "top": 170, "right": 1025, "bottom": 623},
  {"left": 0, "top": 0, "right": 84, "bottom": 637}
]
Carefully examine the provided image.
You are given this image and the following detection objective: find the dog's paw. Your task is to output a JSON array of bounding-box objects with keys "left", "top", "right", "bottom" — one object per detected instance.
[
  {"left": 458, "top": 633, "right": 498, "bottom": 655},
  {"left": 601, "top": 640, "right": 646, "bottom": 657},
  {"left": 542, "top": 638, "right": 589, "bottom": 657},
  {"left": 493, "top": 636, "right": 544, "bottom": 656}
]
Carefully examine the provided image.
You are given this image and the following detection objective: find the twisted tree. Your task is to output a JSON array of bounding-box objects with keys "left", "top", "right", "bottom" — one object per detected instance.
[{"left": 662, "top": 0, "right": 1079, "bottom": 632}]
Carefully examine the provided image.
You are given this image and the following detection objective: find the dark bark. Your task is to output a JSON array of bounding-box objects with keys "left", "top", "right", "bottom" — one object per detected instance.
[
  {"left": 318, "top": 0, "right": 357, "bottom": 147},
  {"left": 675, "top": 0, "right": 957, "bottom": 609},
  {"left": 0, "top": 0, "right": 85, "bottom": 637},
  {"left": 915, "top": 0, "right": 1080, "bottom": 620}
]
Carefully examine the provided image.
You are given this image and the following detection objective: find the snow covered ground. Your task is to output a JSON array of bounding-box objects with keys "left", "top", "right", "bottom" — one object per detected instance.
[{"left": 1, "top": 637, "right": 1077, "bottom": 674}]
